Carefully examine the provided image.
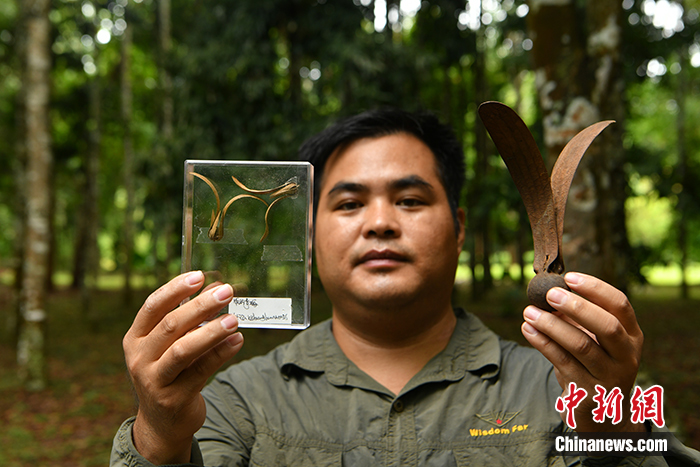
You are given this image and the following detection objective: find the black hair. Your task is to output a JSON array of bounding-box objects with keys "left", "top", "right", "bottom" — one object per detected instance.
[{"left": 299, "top": 108, "right": 465, "bottom": 235}]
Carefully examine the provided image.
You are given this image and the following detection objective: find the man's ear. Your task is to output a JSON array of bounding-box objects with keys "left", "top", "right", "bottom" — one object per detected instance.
[{"left": 456, "top": 207, "right": 466, "bottom": 254}]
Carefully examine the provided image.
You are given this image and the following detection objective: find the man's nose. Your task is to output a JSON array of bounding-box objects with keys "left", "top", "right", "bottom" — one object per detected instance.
[{"left": 362, "top": 200, "right": 400, "bottom": 238}]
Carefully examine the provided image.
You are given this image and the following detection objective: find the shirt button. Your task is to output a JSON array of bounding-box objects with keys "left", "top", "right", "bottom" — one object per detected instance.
[{"left": 393, "top": 399, "right": 405, "bottom": 413}]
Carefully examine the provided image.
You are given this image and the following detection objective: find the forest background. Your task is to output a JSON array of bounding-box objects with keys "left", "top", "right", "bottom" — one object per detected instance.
[{"left": 1, "top": 0, "right": 699, "bottom": 465}]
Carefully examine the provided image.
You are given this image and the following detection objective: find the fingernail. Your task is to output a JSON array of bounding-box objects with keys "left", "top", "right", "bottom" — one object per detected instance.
[
  {"left": 547, "top": 288, "right": 567, "bottom": 306},
  {"left": 213, "top": 284, "right": 233, "bottom": 302},
  {"left": 565, "top": 272, "right": 583, "bottom": 285},
  {"left": 522, "top": 322, "right": 539, "bottom": 336},
  {"left": 524, "top": 306, "right": 541, "bottom": 322},
  {"left": 221, "top": 313, "right": 238, "bottom": 330},
  {"left": 185, "top": 270, "right": 204, "bottom": 285},
  {"left": 226, "top": 332, "right": 243, "bottom": 346}
]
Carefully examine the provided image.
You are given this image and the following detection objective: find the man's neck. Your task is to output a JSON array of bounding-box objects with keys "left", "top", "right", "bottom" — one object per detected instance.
[{"left": 331, "top": 304, "right": 457, "bottom": 396}]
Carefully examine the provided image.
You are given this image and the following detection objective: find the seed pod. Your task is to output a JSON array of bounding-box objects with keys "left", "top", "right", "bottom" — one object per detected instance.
[
  {"left": 527, "top": 272, "right": 569, "bottom": 312},
  {"left": 478, "top": 101, "right": 613, "bottom": 311}
]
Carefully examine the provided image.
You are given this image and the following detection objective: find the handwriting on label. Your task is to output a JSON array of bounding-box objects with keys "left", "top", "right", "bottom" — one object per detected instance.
[{"left": 228, "top": 297, "right": 293, "bottom": 327}]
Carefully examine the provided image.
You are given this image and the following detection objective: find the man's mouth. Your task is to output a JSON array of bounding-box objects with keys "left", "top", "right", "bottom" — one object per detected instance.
[{"left": 356, "top": 249, "right": 408, "bottom": 267}]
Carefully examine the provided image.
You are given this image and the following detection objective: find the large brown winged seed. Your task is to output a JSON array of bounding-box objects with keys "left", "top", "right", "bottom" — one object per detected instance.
[{"left": 478, "top": 101, "right": 614, "bottom": 311}]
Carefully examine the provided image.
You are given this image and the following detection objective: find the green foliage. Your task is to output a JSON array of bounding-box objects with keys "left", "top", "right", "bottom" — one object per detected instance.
[
  {"left": 625, "top": 53, "right": 700, "bottom": 273},
  {"left": 0, "top": 0, "right": 699, "bottom": 290}
]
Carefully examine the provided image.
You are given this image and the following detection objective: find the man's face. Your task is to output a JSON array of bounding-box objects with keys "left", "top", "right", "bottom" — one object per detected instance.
[{"left": 315, "top": 132, "right": 465, "bottom": 312}]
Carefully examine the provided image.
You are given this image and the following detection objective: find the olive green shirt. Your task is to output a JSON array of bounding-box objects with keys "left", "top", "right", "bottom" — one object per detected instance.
[{"left": 111, "top": 309, "right": 700, "bottom": 466}]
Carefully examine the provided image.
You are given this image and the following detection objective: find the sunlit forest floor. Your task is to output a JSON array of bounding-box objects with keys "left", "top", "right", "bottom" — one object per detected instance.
[{"left": 0, "top": 281, "right": 698, "bottom": 466}]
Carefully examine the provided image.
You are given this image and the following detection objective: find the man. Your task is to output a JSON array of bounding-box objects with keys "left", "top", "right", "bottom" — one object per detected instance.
[{"left": 111, "top": 109, "right": 699, "bottom": 466}]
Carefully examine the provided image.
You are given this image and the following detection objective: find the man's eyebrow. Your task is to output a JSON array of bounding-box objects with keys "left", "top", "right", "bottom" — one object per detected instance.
[
  {"left": 326, "top": 181, "right": 368, "bottom": 197},
  {"left": 390, "top": 175, "right": 434, "bottom": 192},
  {"left": 326, "top": 176, "right": 434, "bottom": 197}
]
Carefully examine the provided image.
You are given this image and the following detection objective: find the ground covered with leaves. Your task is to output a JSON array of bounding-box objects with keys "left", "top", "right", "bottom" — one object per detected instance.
[{"left": 0, "top": 283, "right": 698, "bottom": 465}]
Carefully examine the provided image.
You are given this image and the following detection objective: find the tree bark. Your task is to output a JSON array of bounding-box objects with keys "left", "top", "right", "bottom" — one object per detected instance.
[
  {"left": 81, "top": 72, "right": 102, "bottom": 321},
  {"left": 72, "top": 45, "right": 102, "bottom": 310},
  {"left": 155, "top": 0, "right": 176, "bottom": 285},
  {"left": 121, "top": 21, "right": 135, "bottom": 305},
  {"left": 472, "top": 8, "right": 492, "bottom": 297},
  {"left": 158, "top": 0, "right": 173, "bottom": 143},
  {"left": 10, "top": 6, "right": 28, "bottom": 346},
  {"left": 526, "top": 0, "right": 631, "bottom": 291},
  {"left": 18, "top": 0, "right": 52, "bottom": 391},
  {"left": 675, "top": 49, "right": 689, "bottom": 300}
]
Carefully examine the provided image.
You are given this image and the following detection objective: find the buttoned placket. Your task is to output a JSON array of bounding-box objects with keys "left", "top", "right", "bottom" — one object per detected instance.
[{"left": 385, "top": 395, "right": 419, "bottom": 467}]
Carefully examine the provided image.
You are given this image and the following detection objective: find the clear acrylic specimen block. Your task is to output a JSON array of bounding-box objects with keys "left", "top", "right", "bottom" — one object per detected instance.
[{"left": 182, "top": 160, "right": 313, "bottom": 329}]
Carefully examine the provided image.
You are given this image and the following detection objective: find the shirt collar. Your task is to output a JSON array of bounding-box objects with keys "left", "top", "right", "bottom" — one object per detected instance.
[{"left": 280, "top": 308, "right": 502, "bottom": 392}]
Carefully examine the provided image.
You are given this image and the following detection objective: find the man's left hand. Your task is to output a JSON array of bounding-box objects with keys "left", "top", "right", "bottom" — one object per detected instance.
[{"left": 521, "top": 272, "right": 646, "bottom": 433}]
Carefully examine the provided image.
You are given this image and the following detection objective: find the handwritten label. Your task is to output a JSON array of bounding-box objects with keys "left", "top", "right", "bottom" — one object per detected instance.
[{"left": 228, "top": 297, "right": 293, "bottom": 327}]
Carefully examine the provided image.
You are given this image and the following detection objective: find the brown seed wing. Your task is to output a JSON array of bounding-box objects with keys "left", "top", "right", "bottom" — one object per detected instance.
[{"left": 478, "top": 101, "right": 559, "bottom": 273}]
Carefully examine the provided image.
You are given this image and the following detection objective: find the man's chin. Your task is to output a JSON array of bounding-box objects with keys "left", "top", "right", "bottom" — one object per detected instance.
[{"left": 349, "top": 283, "right": 421, "bottom": 310}]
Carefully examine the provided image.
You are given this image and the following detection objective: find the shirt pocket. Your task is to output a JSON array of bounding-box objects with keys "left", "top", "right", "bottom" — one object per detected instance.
[{"left": 249, "top": 432, "right": 342, "bottom": 467}]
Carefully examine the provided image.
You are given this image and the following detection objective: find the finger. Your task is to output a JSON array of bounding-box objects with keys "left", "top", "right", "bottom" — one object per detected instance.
[
  {"left": 551, "top": 311, "right": 598, "bottom": 343},
  {"left": 563, "top": 272, "right": 641, "bottom": 337},
  {"left": 546, "top": 287, "right": 637, "bottom": 361},
  {"left": 202, "top": 280, "right": 224, "bottom": 293},
  {"left": 200, "top": 281, "right": 226, "bottom": 321},
  {"left": 156, "top": 313, "right": 241, "bottom": 386},
  {"left": 147, "top": 284, "right": 235, "bottom": 360},
  {"left": 523, "top": 307, "right": 606, "bottom": 378},
  {"left": 521, "top": 320, "right": 588, "bottom": 381},
  {"left": 176, "top": 332, "right": 245, "bottom": 393},
  {"left": 129, "top": 271, "right": 205, "bottom": 338}
]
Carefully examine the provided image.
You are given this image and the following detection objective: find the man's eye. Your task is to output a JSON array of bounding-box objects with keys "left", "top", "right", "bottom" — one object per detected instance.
[
  {"left": 337, "top": 201, "right": 361, "bottom": 211},
  {"left": 397, "top": 198, "right": 423, "bottom": 207}
]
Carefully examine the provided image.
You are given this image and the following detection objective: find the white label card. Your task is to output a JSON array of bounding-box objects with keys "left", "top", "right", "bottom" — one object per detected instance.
[{"left": 229, "top": 297, "right": 293, "bottom": 327}]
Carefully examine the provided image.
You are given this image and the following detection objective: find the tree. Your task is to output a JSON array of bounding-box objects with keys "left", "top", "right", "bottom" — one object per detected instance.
[
  {"left": 619, "top": 0, "right": 700, "bottom": 293},
  {"left": 526, "top": 0, "right": 632, "bottom": 291},
  {"left": 17, "top": 0, "right": 52, "bottom": 391},
  {"left": 121, "top": 11, "right": 135, "bottom": 305}
]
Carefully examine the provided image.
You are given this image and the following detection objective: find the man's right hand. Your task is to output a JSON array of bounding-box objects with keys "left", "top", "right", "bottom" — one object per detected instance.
[{"left": 123, "top": 271, "right": 244, "bottom": 465}]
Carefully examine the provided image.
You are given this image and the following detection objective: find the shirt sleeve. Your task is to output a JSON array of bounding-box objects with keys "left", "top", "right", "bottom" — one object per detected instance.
[
  {"left": 192, "top": 368, "right": 257, "bottom": 466},
  {"left": 644, "top": 424, "right": 700, "bottom": 466},
  {"left": 109, "top": 417, "right": 204, "bottom": 467},
  {"left": 110, "top": 363, "right": 260, "bottom": 467}
]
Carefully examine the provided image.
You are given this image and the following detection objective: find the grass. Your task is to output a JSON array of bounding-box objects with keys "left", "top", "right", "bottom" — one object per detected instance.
[{"left": 0, "top": 280, "right": 698, "bottom": 465}]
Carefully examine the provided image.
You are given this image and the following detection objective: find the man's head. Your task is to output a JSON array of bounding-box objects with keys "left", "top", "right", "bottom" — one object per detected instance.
[
  {"left": 299, "top": 108, "right": 465, "bottom": 235},
  {"left": 300, "top": 109, "right": 466, "bottom": 318}
]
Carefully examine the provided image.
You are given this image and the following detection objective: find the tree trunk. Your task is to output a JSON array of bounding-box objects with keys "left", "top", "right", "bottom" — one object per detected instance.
[
  {"left": 158, "top": 0, "right": 174, "bottom": 144},
  {"left": 526, "top": 0, "right": 630, "bottom": 291},
  {"left": 45, "top": 171, "right": 56, "bottom": 292},
  {"left": 121, "top": 21, "right": 136, "bottom": 306},
  {"left": 675, "top": 48, "right": 689, "bottom": 300},
  {"left": 10, "top": 7, "right": 28, "bottom": 346},
  {"left": 81, "top": 73, "right": 102, "bottom": 322},
  {"left": 472, "top": 9, "right": 492, "bottom": 296},
  {"left": 155, "top": 0, "right": 176, "bottom": 285},
  {"left": 71, "top": 197, "right": 87, "bottom": 289},
  {"left": 18, "top": 0, "right": 52, "bottom": 391},
  {"left": 72, "top": 46, "right": 102, "bottom": 309}
]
